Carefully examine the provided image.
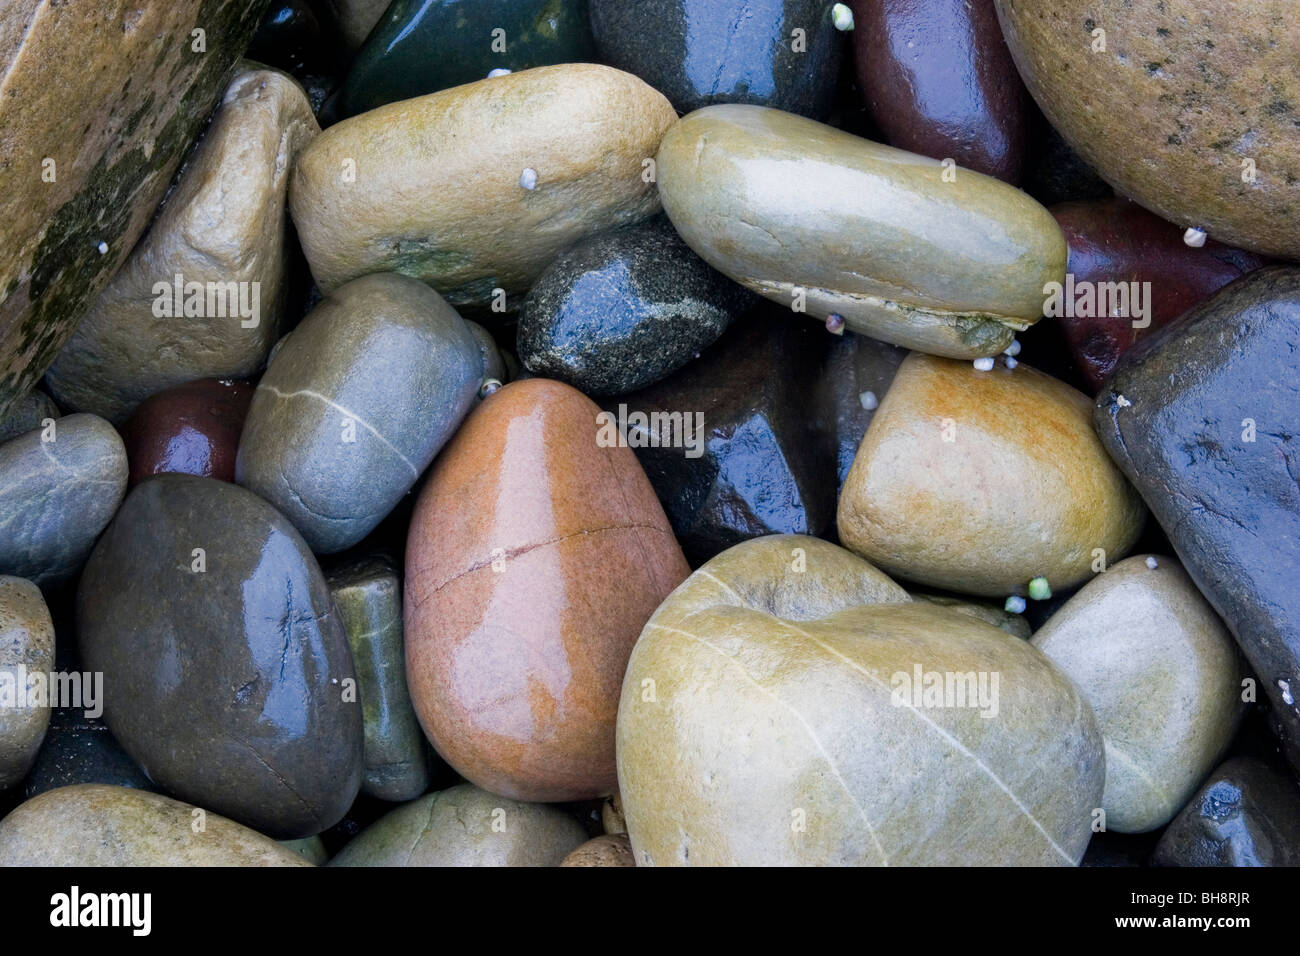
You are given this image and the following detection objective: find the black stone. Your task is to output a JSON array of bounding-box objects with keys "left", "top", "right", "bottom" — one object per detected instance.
[
  {"left": 1096, "top": 267, "right": 1300, "bottom": 776},
  {"left": 1152, "top": 757, "right": 1300, "bottom": 866},
  {"left": 23, "top": 709, "right": 154, "bottom": 799},
  {"left": 590, "top": 0, "right": 845, "bottom": 119},
  {"left": 76, "top": 474, "right": 363, "bottom": 839},
  {"left": 518, "top": 216, "right": 754, "bottom": 395},
  {"left": 608, "top": 308, "right": 835, "bottom": 565}
]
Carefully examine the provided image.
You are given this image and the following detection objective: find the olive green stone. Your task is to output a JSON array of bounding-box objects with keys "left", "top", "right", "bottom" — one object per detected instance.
[
  {"left": 913, "top": 592, "right": 1033, "bottom": 639},
  {"left": 326, "top": 555, "right": 432, "bottom": 802},
  {"left": 328, "top": 783, "right": 588, "bottom": 866},
  {"left": 655, "top": 105, "right": 1067, "bottom": 358},
  {"left": 0, "top": 784, "right": 312, "bottom": 866},
  {"left": 0, "top": 0, "right": 269, "bottom": 421}
]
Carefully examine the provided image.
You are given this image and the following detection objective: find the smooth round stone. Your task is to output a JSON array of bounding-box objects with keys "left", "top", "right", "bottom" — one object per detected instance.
[
  {"left": 237, "top": 273, "right": 483, "bottom": 554},
  {"left": 405, "top": 378, "right": 690, "bottom": 802},
  {"left": 45, "top": 66, "right": 320, "bottom": 424},
  {"left": 0, "top": 577, "right": 54, "bottom": 789},
  {"left": 0, "top": 785, "right": 312, "bottom": 866},
  {"left": 248, "top": 0, "right": 338, "bottom": 79},
  {"left": 655, "top": 105, "right": 1067, "bottom": 358},
  {"left": 0, "top": 414, "right": 128, "bottom": 586},
  {"left": 119, "top": 378, "right": 254, "bottom": 487},
  {"left": 326, "top": 555, "right": 432, "bottom": 802},
  {"left": 0, "top": 389, "right": 57, "bottom": 444},
  {"left": 77, "top": 475, "right": 362, "bottom": 838},
  {"left": 838, "top": 353, "right": 1146, "bottom": 597},
  {"left": 328, "top": 784, "right": 588, "bottom": 866},
  {"left": 913, "top": 592, "right": 1032, "bottom": 639},
  {"left": 1032, "top": 555, "right": 1247, "bottom": 833},
  {"left": 0, "top": 1, "right": 266, "bottom": 421},
  {"left": 610, "top": 311, "right": 835, "bottom": 565},
  {"left": 280, "top": 835, "right": 330, "bottom": 865},
  {"left": 340, "top": 0, "right": 596, "bottom": 117},
  {"left": 1051, "top": 199, "right": 1266, "bottom": 391},
  {"left": 1152, "top": 758, "right": 1300, "bottom": 867},
  {"left": 590, "top": 0, "right": 843, "bottom": 119},
  {"left": 849, "top": 0, "right": 1027, "bottom": 182},
  {"left": 561, "top": 833, "right": 635, "bottom": 867},
  {"left": 518, "top": 216, "right": 754, "bottom": 395},
  {"left": 995, "top": 0, "right": 1300, "bottom": 259},
  {"left": 616, "top": 535, "right": 1103, "bottom": 866},
  {"left": 813, "top": 330, "right": 907, "bottom": 498},
  {"left": 23, "top": 711, "right": 154, "bottom": 799},
  {"left": 290, "top": 64, "right": 676, "bottom": 310},
  {"left": 466, "top": 322, "right": 506, "bottom": 386},
  {"left": 1095, "top": 267, "right": 1300, "bottom": 776}
]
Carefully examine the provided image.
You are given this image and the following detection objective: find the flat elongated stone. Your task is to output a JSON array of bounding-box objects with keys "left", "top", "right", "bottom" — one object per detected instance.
[
  {"left": 77, "top": 474, "right": 363, "bottom": 838},
  {"left": 0, "top": 784, "right": 312, "bottom": 866},
  {"left": 1152, "top": 758, "right": 1300, "bottom": 867},
  {"left": 237, "top": 273, "right": 483, "bottom": 554},
  {"left": 0, "top": 414, "right": 128, "bottom": 586},
  {"left": 45, "top": 65, "right": 320, "bottom": 424},
  {"left": 119, "top": 378, "right": 254, "bottom": 487},
  {"left": 0, "top": 0, "right": 268, "bottom": 421},
  {"left": 839, "top": 353, "right": 1145, "bottom": 597},
  {"left": 340, "top": 0, "right": 596, "bottom": 117},
  {"left": 518, "top": 216, "right": 754, "bottom": 395},
  {"left": 1095, "top": 267, "right": 1300, "bottom": 775},
  {"left": 0, "top": 577, "right": 54, "bottom": 789},
  {"left": 328, "top": 784, "right": 588, "bottom": 866},
  {"left": 327, "top": 555, "right": 431, "bottom": 801},
  {"left": 655, "top": 105, "right": 1066, "bottom": 358},
  {"left": 590, "top": 0, "right": 844, "bottom": 119},
  {"left": 290, "top": 64, "right": 676, "bottom": 311},
  {"left": 616, "top": 535, "right": 1103, "bottom": 865},
  {"left": 405, "top": 378, "right": 689, "bottom": 802},
  {"left": 1032, "top": 555, "right": 1247, "bottom": 832}
]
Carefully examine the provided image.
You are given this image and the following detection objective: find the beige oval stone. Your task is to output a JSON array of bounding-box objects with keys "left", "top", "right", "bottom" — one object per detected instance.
[
  {"left": 561, "top": 833, "right": 635, "bottom": 867},
  {"left": 289, "top": 64, "right": 676, "bottom": 309},
  {"left": 601, "top": 791, "right": 626, "bottom": 835},
  {"left": 655, "top": 104, "right": 1066, "bottom": 358},
  {"left": 616, "top": 535, "right": 1103, "bottom": 866},
  {"left": 1031, "top": 555, "right": 1247, "bottom": 833},
  {"left": 0, "top": 784, "right": 313, "bottom": 866},
  {"left": 838, "top": 352, "right": 1146, "bottom": 597},
  {"left": 0, "top": 576, "right": 54, "bottom": 789},
  {"left": 328, "top": 784, "right": 588, "bottom": 867},
  {"left": 45, "top": 65, "right": 320, "bottom": 424}
]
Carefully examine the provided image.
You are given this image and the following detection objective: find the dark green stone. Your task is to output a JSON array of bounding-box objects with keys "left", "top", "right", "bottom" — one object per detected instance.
[
  {"left": 517, "top": 216, "right": 755, "bottom": 396},
  {"left": 339, "top": 0, "right": 596, "bottom": 118},
  {"left": 590, "top": 0, "right": 845, "bottom": 119}
]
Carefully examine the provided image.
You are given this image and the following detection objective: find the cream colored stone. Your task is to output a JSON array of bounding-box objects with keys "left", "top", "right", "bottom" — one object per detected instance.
[{"left": 0, "top": 576, "right": 54, "bottom": 788}]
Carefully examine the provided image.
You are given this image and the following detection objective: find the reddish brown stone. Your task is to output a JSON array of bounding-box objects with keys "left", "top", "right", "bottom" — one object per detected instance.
[
  {"left": 119, "top": 379, "right": 254, "bottom": 487},
  {"left": 404, "top": 378, "right": 689, "bottom": 802},
  {"left": 849, "top": 0, "right": 1027, "bottom": 183},
  {"left": 1051, "top": 198, "right": 1267, "bottom": 392}
]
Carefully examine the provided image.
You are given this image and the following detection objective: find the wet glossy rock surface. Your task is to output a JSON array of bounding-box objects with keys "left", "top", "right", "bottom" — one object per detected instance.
[
  {"left": 617, "top": 535, "right": 1103, "bottom": 865},
  {"left": 44, "top": 65, "right": 320, "bottom": 424},
  {"left": 290, "top": 64, "right": 676, "bottom": 310},
  {"left": 0, "top": 577, "right": 54, "bottom": 789},
  {"left": 77, "top": 474, "right": 362, "bottom": 838},
  {"left": 0, "top": 414, "right": 128, "bottom": 586},
  {"left": 341, "top": 0, "right": 595, "bottom": 117},
  {"left": 1096, "top": 267, "right": 1300, "bottom": 775},
  {"left": 1152, "top": 758, "right": 1300, "bottom": 867},
  {"left": 590, "top": 0, "right": 844, "bottom": 119},
  {"left": 848, "top": 0, "right": 1027, "bottom": 182},
  {"left": 237, "top": 273, "right": 483, "bottom": 554},
  {"left": 655, "top": 105, "right": 1066, "bottom": 358},
  {"left": 840, "top": 353, "right": 1145, "bottom": 597},
  {"left": 327, "top": 555, "right": 431, "bottom": 802},
  {"left": 1051, "top": 199, "right": 1267, "bottom": 391},
  {"left": 995, "top": 0, "right": 1300, "bottom": 258},
  {"left": 405, "top": 378, "right": 689, "bottom": 802},
  {"left": 611, "top": 312, "right": 834, "bottom": 565},
  {"left": 329, "top": 783, "right": 588, "bottom": 866},
  {"left": 120, "top": 379, "right": 254, "bottom": 487},
  {"left": 1032, "top": 556, "right": 1246, "bottom": 833},
  {"left": 0, "top": 784, "right": 312, "bottom": 866},
  {"left": 518, "top": 216, "right": 754, "bottom": 395}
]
